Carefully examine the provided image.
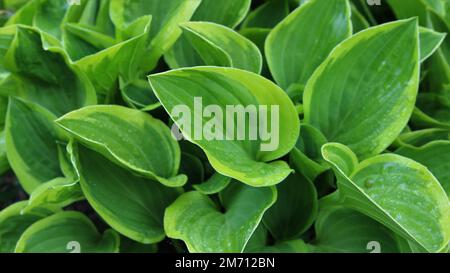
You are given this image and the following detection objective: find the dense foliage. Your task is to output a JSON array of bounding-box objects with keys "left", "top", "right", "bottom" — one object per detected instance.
[{"left": 0, "top": 0, "right": 449, "bottom": 253}]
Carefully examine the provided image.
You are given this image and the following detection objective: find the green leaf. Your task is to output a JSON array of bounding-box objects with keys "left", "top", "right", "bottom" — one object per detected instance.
[
  {"left": 351, "top": 3, "right": 370, "bottom": 33},
  {"left": 241, "top": 0, "right": 289, "bottom": 29},
  {"left": 0, "top": 201, "right": 55, "bottom": 253},
  {"left": 289, "top": 124, "right": 329, "bottom": 182},
  {"left": 5, "top": 0, "right": 38, "bottom": 26},
  {"left": 120, "top": 77, "right": 160, "bottom": 111},
  {"left": 314, "top": 204, "right": 407, "bottom": 253},
  {"left": 33, "top": 0, "right": 68, "bottom": 38},
  {"left": 387, "top": 0, "right": 428, "bottom": 25},
  {"left": 419, "top": 27, "right": 446, "bottom": 62},
  {"left": 191, "top": 0, "right": 251, "bottom": 28},
  {"left": 73, "top": 16, "right": 152, "bottom": 103},
  {"left": 22, "top": 177, "right": 84, "bottom": 214},
  {"left": 396, "top": 140, "right": 450, "bottom": 197},
  {"left": 397, "top": 128, "right": 450, "bottom": 147},
  {"left": 120, "top": 236, "right": 157, "bottom": 253},
  {"left": 265, "top": 0, "right": 352, "bottom": 92},
  {"left": 304, "top": 19, "right": 420, "bottom": 159},
  {"left": 56, "top": 105, "right": 186, "bottom": 187},
  {"left": 322, "top": 143, "right": 450, "bottom": 253},
  {"left": 0, "top": 26, "right": 96, "bottom": 116},
  {"left": 254, "top": 240, "right": 309, "bottom": 253},
  {"left": 175, "top": 22, "right": 262, "bottom": 73},
  {"left": 193, "top": 172, "right": 232, "bottom": 195},
  {"left": 412, "top": 92, "right": 450, "bottom": 129},
  {"left": 0, "top": 130, "right": 10, "bottom": 175},
  {"left": 164, "top": 183, "right": 277, "bottom": 253},
  {"left": 263, "top": 173, "right": 318, "bottom": 241},
  {"left": 15, "top": 211, "right": 120, "bottom": 253},
  {"left": 245, "top": 225, "right": 310, "bottom": 253},
  {"left": 149, "top": 67, "right": 299, "bottom": 187},
  {"left": 5, "top": 98, "right": 64, "bottom": 193},
  {"left": 179, "top": 152, "right": 204, "bottom": 185},
  {"left": 75, "top": 145, "right": 181, "bottom": 244},
  {"left": 164, "top": 0, "right": 251, "bottom": 69},
  {"left": 109, "top": 0, "right": 201, "bottom": 71}
]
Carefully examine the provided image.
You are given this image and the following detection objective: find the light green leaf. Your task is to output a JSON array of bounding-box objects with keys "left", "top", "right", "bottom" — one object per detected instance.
[
  {"left": 290, "top": 124, "right": 329, "bottom": 182},
  {"left": 396, "top": 140, "right": 450, "bottom": 196},
  {"left": 263, "top": 173, "right": 318, "bottom": 241},
  {"left": 56, "top": 105, "right": 186, "bottom": 187},
  {"left": 15, "top": 211, "right": 120, "bottom": 253},
  {"left": 164, "top": 0, "right": 251, "bottom": 69},
  {"left": 120, "top": 77, "right": 160, "bottom": 111},
  {"left": 164, "top": 183, "right": 277, "bottom": 253},
  {"left": 176, "top": 22, "right": 262, "bottom": 73},
  {"left": 191, "top": 0, "right": 251, "bottom": 28},
  {"left": 419, "top": 27, "right": 446, "bottom": 62},
  {"left": 304, "top": 19, "right": 420, "bottom": 159},
  {"left": 109, "top": 0, "right": 201, "bottom": 71},
  {"left": 33, "top": 0, "right": 68, "bottom": 38},
  {"left": 193, "top": 172, "right": 232, "bottom": 195},
  {"left": 397, "top": 128, "right": 450, "bottom": 147},
  {"left": 5, "top": 0, "right": 38, "bottom": 26},
  {"left": 265, "top": 0, "right": 352, "bottom": 93},
  {"left": 322, "top": 143, "right": 450, "bottom": 253},
  {"left": 0, "top": 201, "right": 56, "bottom": 253},
  {"left": 5, "top": 98, "right": 64, "bottom": 193},
  {"left": 22, "top": 177, "right": 84, "bottom": 214},
  {"left": 149, "top": 67, "right": 299, "bottom": 187},
  {"left": 74, "top": 16, "right": 152, "bottom": 103},
  {"left": 75, "top": 145, "right": 181, "bottom": 244}
]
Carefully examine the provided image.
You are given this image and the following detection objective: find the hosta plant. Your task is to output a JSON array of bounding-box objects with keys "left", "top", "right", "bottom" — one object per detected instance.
[{"left": 0, "top": 0, "right": 448, "bottom": 254}]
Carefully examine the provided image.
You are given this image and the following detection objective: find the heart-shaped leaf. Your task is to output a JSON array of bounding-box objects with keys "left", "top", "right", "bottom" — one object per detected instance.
[
  {"left": 5, "top": 98, "right": 64, "bottom": 193},
  {"left": 56, "top": 105, "right": 186, "bottom": 187},
  {"left": 265, "top": 0, "right": 352, "bottom": 93},
  {"left": 75, "top": 145, "right": 181, "bottom": 244},
  {"left": 322, "top": 143, "right": 450, "bottom": 253},
  {"left": 304, "top": 19, "right": 420, "bottom": 159},
  {"left": 396, "top": 140, "right": 450, "bottom": 197},
  {"left": 15, "top": 211, "right": 120, "bottom": 253},
  {"left": 164, "top": 183, "right": 276, "bottom": 253},
  {"left": 149, "top": 67, "right": 299, "bottom": 187}
]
